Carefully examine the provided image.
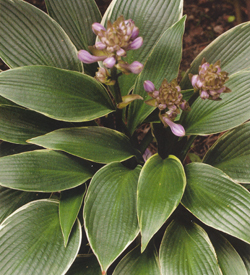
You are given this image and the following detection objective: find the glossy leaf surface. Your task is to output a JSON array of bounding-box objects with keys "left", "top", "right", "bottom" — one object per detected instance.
[
  {"left": 84, "top": 163, "right": 141, "bottom": 272},
  {"left": 102, "top": 0, "right": 183, "bottom": 95},
  {"left": 127, "top": 16, "right": 186, "bottom": 133},
  {"left": 113, "top": 244, "right": 161, "bottom": 275},
  {"left": 0, "top": 66, "right": 114, "bottom": 122},
  {"left": 0, "top": 200, "right": 81, "bottom": 275},
  {"left": 159, "top": 220, "right": 222, "bottom": 275},
  {"left": 137, "top": 154, "right": 186, "bottom": 251},
  {"left": 183, "top": 163, "right": 250, "bottom": 244},
  {"left": 59, "top": 185, "right": 86, "bottom": 246},
  {"left": 183, "top": 69, "right": 250, "bottom": 135},
  {"left": 0, "top": 0, "right": 82, "bottom": 71},
  {"left": 29, "top": 126, "right": 139, "bottom": 164},
  {"left": 203, "top": 122, "right": 250, "bottom": 183},
  {"left": 209, "top": 232, "right": 248, "bottom": 275},
  {"left": 0, "top": 105, "right": 65, "bottom": 144},
  {"left": 181, "top": 22, "right": 250, "bottom": 89},
  {"left": 0, "top": 149, "right": 93, "bottom": 192}
]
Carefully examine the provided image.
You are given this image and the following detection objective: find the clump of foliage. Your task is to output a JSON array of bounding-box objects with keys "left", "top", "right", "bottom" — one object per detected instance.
[{"left": 0, "top": 0, "right": 250, "bottom": 274}]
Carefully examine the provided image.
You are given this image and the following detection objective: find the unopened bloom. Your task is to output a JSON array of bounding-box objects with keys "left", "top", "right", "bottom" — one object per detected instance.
[
  {"left": 143, "top": 79, "right": 189, "bottom": 137},
  {"left": 190, "top": 58, "right": 231, "bottom": 100},
  {"left": 78, "top": 16, "right": 144, "bottom": 75},
  {"left": 78, "top": 50, "right": 106, "bottom": 64},
  {"left": 162, "top": 116, "right": 185, "bottom": 137}
]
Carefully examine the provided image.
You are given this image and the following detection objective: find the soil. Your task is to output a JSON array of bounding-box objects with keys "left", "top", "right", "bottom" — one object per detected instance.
[{"left": 1, "top": 0, "right": 249, "bottom": 158}]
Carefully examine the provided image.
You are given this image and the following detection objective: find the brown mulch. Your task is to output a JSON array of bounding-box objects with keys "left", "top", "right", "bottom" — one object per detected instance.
[{"left": 1, "top": 0, "right": 249, "bottom": 159}]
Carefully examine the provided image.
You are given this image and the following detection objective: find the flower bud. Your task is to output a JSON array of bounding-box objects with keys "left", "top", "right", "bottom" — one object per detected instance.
[
  {"left": 78, "top": 50, "right": 106, "bottom": 64},
  {"left": 95, "top": 41, "right": 106, "bottom": 50},
  {"left": 92, "top": 23, "right": 106, "bottom": 35},
  {"left": 103, "top": 56, "right": 116, "bottom": 68},
  {"left": 143, "top": 80, "right": 155, "bottom": 93},
  {"left": 127, "top": 61, "right": 143, "bottom": 74},
  {"left": 200, "top": 90, "right": 209, "bottom": 99},
  {"left": 162, "top": 117, "right": 185, "bottom": 137},
  {"left": 131, "top": 26, "right": 139, "bottom": 40},
  {"left": 116, "top": 48, "right": 127, "bottom": 56},
  {"left": 128, "top": 37, "right": 143, "bottom": 50}
]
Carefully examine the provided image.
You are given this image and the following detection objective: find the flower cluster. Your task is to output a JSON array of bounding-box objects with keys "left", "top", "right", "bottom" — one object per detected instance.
[
  {"left": 144, "top": 79, "right": 189, "bottom": 137},
  {"left": 190, "top": 59, "right": 231, "bottom": 100},
  {"left": 78, "top": 16, "right": 144, "bottom": 84}
]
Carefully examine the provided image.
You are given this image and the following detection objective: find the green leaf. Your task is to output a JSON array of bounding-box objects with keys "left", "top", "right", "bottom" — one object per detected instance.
[
  {"left": 183, "top": 163, "right": 250, "bottom": 244},
  {"left": 0, "top": 199, "right": 81, "bottom": 275},
  {"left": 102, "top": 0, "right": 183, "bottom": 95},
  {"left": 0, "top": 149, "right": 93, "bottom": 192},
  {"left": 183, "top": 69, "right": 250, "bottom": 135},
  {"left": 0, "top": 105, "right": 66, "bottom": 144},
  {"left": 209, "top": 232, "right": 248, "bottom": 275},
  {"left": 229, "top": 237, "right": 250, "bottom": 273},
  {"left": 29, "top": 126, "right": 139, "bottom": 164},
  {"left": 127, "top": 16, "right": 186, "bottom": 133},
  {"left": 66, "top": 254, "right": 102, "bottom": 275},
  {"left": 113, "top": 244, "right": 161, "bottom": 275},
  {"left": 45, "top": 0, "right": 101, "bottom": 75},
  {"left": 203, "top": 122, "right": 250, "bottom": 183},
  {"left": 59, "top": 185, "right": 86, "bottom": 246},
  {"left": 0, "top": 66, "right": 114, "bottom": 122},
  {"left": 159, "top": 219, "right": 222, "bottom": 275},
  {"left": 0, "top": 0, "right": 82, "bottom": 71},
  {"left": 83, "top": 163, "right": 141, "bottom": 273},
  {"left": 137, "top": 154, "right": 186, "bottom": 251},
  {"left": 181, "top": 22, "right": 250, "bottom": 89},
  {"left": 0, "top": 186, "right": 48, "bottom": 224}
]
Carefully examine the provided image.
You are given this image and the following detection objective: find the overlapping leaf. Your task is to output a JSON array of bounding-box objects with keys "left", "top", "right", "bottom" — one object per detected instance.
[
  {"left": 137, "top": 154, "right": 186, "bottom": 251},
  {"left": 29, "top": 126, "right": 139, "bottom": 164},
  {"left": 183, "top": 163, "right": 250, "bottom": 244},
  {"left": 0, "top": 186, "right": 48, "bottom": 224},
  {"left": 0, "top": 105, "right": 66, "bottom": 144},
  {"left": 183, "top": 69, "right": 250, "bottom": 135},
  {"left": 159, "top": 220, "right": 222, "bottom": 275},
  {"left": 59, "top": 185, "right": 86, "bottom": 246},
  {"left": 127, "top": 16, "right": 186, "bottom": 133},
  {"left": 209, "top": 232, "right": 248, "bottom": 275},
  {"left": 102, "top": 0, "right": 183, "bottom": 96},
  {"left": 0, "top": 149, "right": 93, "bottom": 192},
  {"left": 0, "top": 0, "right": 82, "bottom": 71},
  {"left": 45, "top": 0, "right": 101, "bottom": 75},
  {"left": 0, "top": 66, "right": 114, "bottom": 122},
  {"left": 203, "top": 122, "right": 250, "bottom": 183},
  {"left": 0, "top": 200, "right": 81, "bottom": 275},
  {"left": 181, "top": 21, "right": 250, "bottom": 89},
  {"left": 84, "top": 163, "right": 141, "bottom": 273},
  {"left": 113, "top": 244, "right": 161, "bottom": 275}
]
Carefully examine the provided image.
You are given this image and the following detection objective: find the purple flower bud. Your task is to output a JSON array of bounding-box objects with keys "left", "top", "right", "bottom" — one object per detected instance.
[
  {"left": 127, "top": 61, "right": 143, "bottom": 74},
  {"left": 95, "top": 41, "right": 106, "bottom": 50},
  {"left": 200, "top": 90, "right": 209, "bottom": 99},
  {"left": 103, "top": 56, "right": 116, "bottom": 68},
  {"left": 92, "top": 23, "right": 106, "bottom": 35},
  {"left": 158, "top": 103, "right": 167, "bottom": 110},
  {"left": 200, "top": 62, "right": 209, "bottom": 74},
  {"left": 128, "top": 37, "right": 143, "bottom": 50},
  {"left": 131, "top": 27, "right": 139, "bottom": 40},
  {"left": 116, "top": 48, "right": 127, "bottom": 56},
  {"left": 152, "top": 90, "right": 160, "bottom": 98},
  {"left": 78, "top": 50, "right": 106, "bottom": 64},
  {"left": 143, "top": 80, "right": 155, "bottom": 93},
  {"left": 163, "top": 117, "right": 185, "bottom": 137},
  {"left": 191, "top": 75, "right": 199, "bottom": 87}
]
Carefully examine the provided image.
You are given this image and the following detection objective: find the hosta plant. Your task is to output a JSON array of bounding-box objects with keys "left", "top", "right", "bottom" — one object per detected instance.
[{"left": 0, "top": 0, "right": 250, "bottom": 274}]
